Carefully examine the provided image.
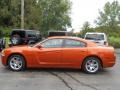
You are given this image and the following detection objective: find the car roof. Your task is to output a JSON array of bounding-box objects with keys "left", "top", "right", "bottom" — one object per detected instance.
[
  {"left": 48, "top": 36, "right": 82, "bottom": 40},
  {"left": 85, "top": 32, "right": 106, "bottom": 35},
  {"left": 47, "top": 36, "right": 97, "bottom": 47}
]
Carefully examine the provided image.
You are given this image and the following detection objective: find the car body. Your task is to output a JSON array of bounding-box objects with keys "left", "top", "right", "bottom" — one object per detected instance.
[
  {"left": 1, "top": 36, "right": 115, "bottom": 74},
  {"left": 84, "top": 32, "right": 108, "bottom": 46},
  {"left": 9, "top": 29, "right": 42, "bottom": 46}
]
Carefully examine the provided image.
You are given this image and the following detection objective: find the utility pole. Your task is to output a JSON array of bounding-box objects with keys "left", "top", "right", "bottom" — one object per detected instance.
[{"left": 21, "top": 0, "right": 24, "bottom": 29}]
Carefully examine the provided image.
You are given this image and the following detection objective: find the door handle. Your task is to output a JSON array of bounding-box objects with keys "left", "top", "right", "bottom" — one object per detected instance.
[{"left": 81, "top": 50, "right": 86, "bottom": 52}]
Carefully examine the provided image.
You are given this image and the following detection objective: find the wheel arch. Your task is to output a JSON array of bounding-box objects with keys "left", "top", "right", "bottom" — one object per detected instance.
[
  {"left": 7, "top": 53, "right": 27, "bottom": 67},
  {"left": 82, "top": 55, "right": 103, "bottom": 68}
]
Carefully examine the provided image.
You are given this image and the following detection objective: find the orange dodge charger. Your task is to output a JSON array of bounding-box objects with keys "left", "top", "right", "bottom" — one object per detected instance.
[{"left": 1, "top": 36, "right": 116, "bottom": 74}]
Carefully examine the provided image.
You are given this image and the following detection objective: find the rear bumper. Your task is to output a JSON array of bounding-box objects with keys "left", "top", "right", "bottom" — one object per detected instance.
[
  {"left": 102, "top": 55, "right": 116, "bottom": 68},
  {"left": 103, "top": 61, "right": 115, "bottom": 68}
]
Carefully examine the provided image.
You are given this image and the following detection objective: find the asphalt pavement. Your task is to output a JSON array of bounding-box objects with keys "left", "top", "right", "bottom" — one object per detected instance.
[{"left": 0, "top": 51, "right": 120, "bottom": 90}]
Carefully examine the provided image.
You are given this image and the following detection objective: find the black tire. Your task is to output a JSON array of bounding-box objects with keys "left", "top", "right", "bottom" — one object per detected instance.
[
  {"left": 0, "top": 38, "right": 5, "bottom": 51},
  {"left": 82, "top": 57, "right": 102, "bottom": 74},
  {"left": 0, "top": 46, "right": 5, "bottom": 51},
  {"left": 0, "top": 46, "right": 2, "bottom": 52},
  {"left": 8, "top": 54, "right": 26, "bottom": 71}
]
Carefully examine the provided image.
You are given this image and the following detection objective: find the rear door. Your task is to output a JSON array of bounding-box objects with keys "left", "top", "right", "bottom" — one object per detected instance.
[{"left": 61, "top": 39, "right": 88, "bottom": 68}]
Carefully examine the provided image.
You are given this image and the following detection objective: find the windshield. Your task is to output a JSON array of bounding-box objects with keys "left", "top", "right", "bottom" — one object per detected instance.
[
  {"left": 32, "top": 39, "right": 46, "bottom": 47},
  {"left": 85, "top": 34, "right": 104, "bottom": 40}
]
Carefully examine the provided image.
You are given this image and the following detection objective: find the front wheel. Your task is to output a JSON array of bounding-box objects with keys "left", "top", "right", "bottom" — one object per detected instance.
[
  {"left": 8, "top": 55, "right": 25, "bottom": 71},
  {"left": 82, "top": 57, "right": 102, "bottom": 74}
]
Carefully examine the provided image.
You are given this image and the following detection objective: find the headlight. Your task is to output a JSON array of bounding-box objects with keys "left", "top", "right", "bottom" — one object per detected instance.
[{"left": 1, "top": 50, "right": 5, "bottom": 56}]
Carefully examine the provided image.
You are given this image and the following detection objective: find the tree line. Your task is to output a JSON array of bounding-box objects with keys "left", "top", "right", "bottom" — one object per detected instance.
[
  {"left": 80, "top": 1, "right": 120, "bottom": 48},
  {"left": 0, "top": 0, "right": 71, "bottom": 35},
  {"left": 0, "top": 0, "right": 120, "bottom": 47}
]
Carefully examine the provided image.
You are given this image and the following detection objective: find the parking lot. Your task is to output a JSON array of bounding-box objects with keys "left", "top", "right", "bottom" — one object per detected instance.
[{"left": 0, "top": 51, "right": 119, "bottom": 90}]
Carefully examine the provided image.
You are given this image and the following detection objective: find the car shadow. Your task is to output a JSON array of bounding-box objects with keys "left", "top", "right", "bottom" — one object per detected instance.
[{"left": 1, "top": 67, "right": 113, "bottom": 77}]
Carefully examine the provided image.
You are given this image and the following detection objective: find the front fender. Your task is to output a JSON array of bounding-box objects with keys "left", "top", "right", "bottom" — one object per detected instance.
[{"left": 4, "top": 49, "right": 37, "bottom": 67}]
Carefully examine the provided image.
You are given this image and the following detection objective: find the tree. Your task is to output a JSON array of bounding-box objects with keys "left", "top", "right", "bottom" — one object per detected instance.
[
  {"left": 10, "top": 0, "right": 41, "bottom": 29},
  {"left": 82, "top": 21, "right": 90, "bottom": 31},
  {"left": 37, "top": 0, "right": 71, "bottom": 35},
  {"left": 10, "top": 0, "right": 21, "bottom": 28},
  {"left": 0, "top": 0, "right": 11, "bottom": 27},
  {"left": 81, "top": 21, "right": 94, "bottom": 37},
  {"left": 0, "top": 0, "right": 71, "bottom": 37},
  {"left": 95, "top": 1, "right": 120, "bottom": 29}
]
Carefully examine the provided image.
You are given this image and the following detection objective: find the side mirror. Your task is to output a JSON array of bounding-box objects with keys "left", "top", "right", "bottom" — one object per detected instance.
[{"left": 36, "top": 45, "right": 42, "bottom": 49}]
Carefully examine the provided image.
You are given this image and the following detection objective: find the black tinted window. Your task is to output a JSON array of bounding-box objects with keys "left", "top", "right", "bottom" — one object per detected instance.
[
  {"left": 11, "top": 30, "right": 25, "bottom": 38},
  {"left": 64, "top": 39, "right": 86, "bottom": 47},
  {"left": 26, "top": 31, "right": 35, "bottom": 37},
  {"left": 48, "top": 32, "right": 66, "bottom": 37}
]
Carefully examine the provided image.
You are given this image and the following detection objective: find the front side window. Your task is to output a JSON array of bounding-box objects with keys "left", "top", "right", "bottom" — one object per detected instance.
[
  {"left": 64, "top": 39, "right": 86, "bottom": 47},
  {"left": 41, "top": 39, "right": 63, "bottom": 48}
]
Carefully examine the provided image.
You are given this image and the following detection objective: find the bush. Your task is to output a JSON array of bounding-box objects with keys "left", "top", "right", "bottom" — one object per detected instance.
[
  {"left": 108, "top": 37, "right": 120, "bottom": 48},
  {"left": 0, "top": 27, "right": 11, "bottom": 37}
]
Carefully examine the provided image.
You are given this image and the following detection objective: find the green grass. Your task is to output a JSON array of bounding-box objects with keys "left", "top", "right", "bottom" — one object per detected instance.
[{"left": 108, "top": 37, "right": 120, "bottom": 48}]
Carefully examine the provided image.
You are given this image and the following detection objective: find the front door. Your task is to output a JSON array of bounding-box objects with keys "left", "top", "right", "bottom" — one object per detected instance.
[{"left": 37, "top": 38, "right": 63, "bottom": 67}]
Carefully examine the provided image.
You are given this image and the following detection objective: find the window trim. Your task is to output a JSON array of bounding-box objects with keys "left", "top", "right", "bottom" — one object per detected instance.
[
  {"left": 63, "top": 39, "right": 87, "bottom": 48},
  {"left": 40, "top": 38, "right": 64, "bottom": 48}
]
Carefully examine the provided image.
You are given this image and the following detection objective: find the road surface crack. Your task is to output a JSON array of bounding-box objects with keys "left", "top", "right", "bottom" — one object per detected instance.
[
  {"left": 65, "top": 73, "right": 98, "bottom": 90},
  {"left": 49, "top": 72, "right": 74, "bottom": 90}
]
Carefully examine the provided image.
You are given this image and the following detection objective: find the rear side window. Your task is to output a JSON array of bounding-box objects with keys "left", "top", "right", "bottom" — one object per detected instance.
[{"left": 64, "top": 39, "right": 86, "bottom": 48}]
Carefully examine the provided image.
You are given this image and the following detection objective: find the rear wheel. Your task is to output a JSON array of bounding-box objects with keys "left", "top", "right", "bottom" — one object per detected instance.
[
  {"left": 82, "top": 57, "right": 102, "bottom": 74},
  {"left": 8, "top": 55, "right": 25, "bottom": 71}
]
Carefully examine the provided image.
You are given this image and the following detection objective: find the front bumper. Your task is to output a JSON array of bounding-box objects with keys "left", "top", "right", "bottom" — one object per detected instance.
[{"left": 0, "top": 52, "right": 8, "bottom": 66}]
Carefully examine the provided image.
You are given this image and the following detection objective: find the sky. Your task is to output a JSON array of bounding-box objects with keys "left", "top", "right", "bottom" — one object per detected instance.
[{"left": 70, "top": 0, "right": 118, "bottom": 32}]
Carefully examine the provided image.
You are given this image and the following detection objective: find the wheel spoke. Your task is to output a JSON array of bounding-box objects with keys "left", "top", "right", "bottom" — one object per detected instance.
[
  {"left": 85, "top": 58, "right": 99, "bottom": 73},
  {"left": 9, "top": 56, "right": 23, "bottom": 70},
  {"left": 93, "top": 63, "right": 98, "bottom": 67}
]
